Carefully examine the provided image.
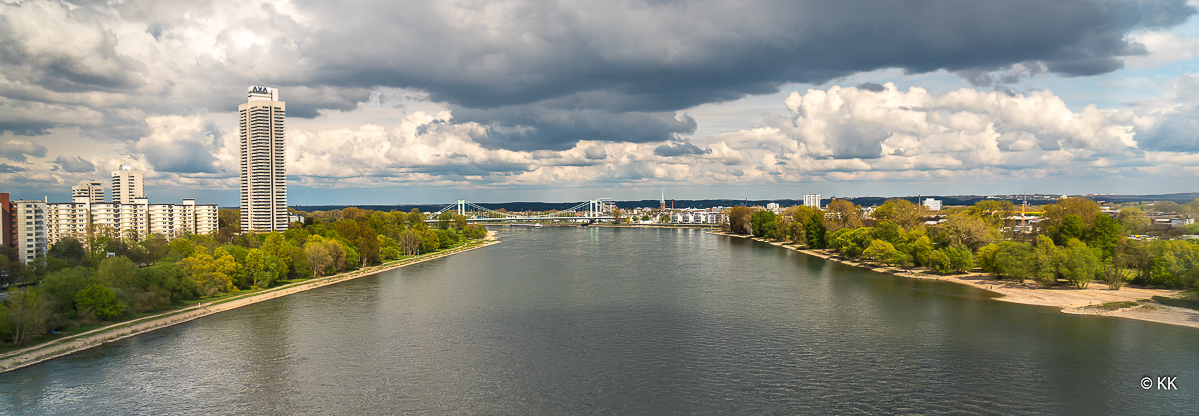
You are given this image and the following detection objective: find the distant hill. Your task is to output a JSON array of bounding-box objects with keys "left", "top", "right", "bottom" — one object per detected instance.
[{"left": 291, "top": 192, "right": 1198, "bottom": 212}]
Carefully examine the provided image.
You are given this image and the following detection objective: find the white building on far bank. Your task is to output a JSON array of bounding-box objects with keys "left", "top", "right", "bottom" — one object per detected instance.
[
  {"left": 922, "top": 198, "right": 942, "bottom": 211},
  {"left": 804, "top": 194, "right": 821, "bottom": 209}
]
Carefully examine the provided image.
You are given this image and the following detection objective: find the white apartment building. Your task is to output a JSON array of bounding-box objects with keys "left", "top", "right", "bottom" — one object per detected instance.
[
  {"left": 17, "top": 197, "right": 218, "bottom": 264},
  {"left": 239, "top": 86, "right": 288, "bottom": 232},
  {"left": 13, "top": 200, "right": 48, "bottom": 264},
  {"left": 669, "top": 210, "right": 725, "bottom": 224},
  {"left": 923, "top": 198, "right": 942, "bottom": 211},
  {"left": 147, "top": 199, "right": 218, "bottom": 238},
  {"left": 112, "top": 165, "right": 145, "bottom": 204},
  {"left": 804, "top": 194, "right": 821, "bottom": 209},
  {"left": 71, "top": 180, "right": 104, "bottom": 203}
]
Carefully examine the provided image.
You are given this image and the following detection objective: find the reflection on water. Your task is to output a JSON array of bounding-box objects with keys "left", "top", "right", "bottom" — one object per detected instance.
[{"left": 2, "top": 227, "right": 1197, "bottom": 414}]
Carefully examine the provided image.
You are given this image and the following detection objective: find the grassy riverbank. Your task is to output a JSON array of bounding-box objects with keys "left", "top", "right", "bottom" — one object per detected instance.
[
  {"left": 710, "top": 231, "right": 1199, "bottom": 329},
  {"left": 0, "top": 233, "right": 501, "bottom": 374}
]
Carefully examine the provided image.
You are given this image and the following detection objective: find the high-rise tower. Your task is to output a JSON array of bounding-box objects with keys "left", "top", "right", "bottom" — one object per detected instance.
[
  {"left": 72, "top": 179, "right": 104, "bottom": 203},
  {"left": 112, "top": 165, "right": 144, "bottom": 204},
  {"left": 238, "top": 86, "right": 287, "bottom": 232}
]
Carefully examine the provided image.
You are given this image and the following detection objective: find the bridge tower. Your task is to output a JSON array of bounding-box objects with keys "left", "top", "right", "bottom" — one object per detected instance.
[
  {"left": 588, "top": 199, "right": 601, "bottom": 218},
  {"left": 456, "top": 200, "right": 466, "bottom": 216}
]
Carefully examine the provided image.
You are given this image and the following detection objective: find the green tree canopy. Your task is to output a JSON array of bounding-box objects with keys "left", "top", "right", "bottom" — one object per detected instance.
[
  {"left": 873, "top": 199, "right": 923, "bottom": 230},
  {"left": 726, "top": 207, "right": 755, "bottom": 235},
  {"left": 967, "top": 200, "right": 1015, "bottom": 227},
  {"left": 96, "top": 256, "right": 137, "bottom": 291},
  {"left": 863, "top": 239, "right": 899, "bottom": 265},
  {"left": 463, "top": 224, "right": 487, "bottom": 240},
  {"left": 75, "top": 284, "right": 125, "bottom": 320},
  {"left": 1086, "top": 213, "right": 1121, "bottom": 258},
  {"left": 437, "top": 213, "right": 454, "bottom": 230},
  {"left": 1041, "top": 197, "right": 1101, "bottom": 229},
  {"left": 751, "top": 210, "right": 778, "bottom": 238},
  {"left": 934, "top": 213, "right": 997, "bottom": 251},
  {"left": 48, "top": 238, "right": 86, "bottom": 265},
  {"left": 40, "top": 266, "right": 97, "bottom": 314},
  {"left": 420, "top": 229, "right": 440, "bottom": 254},
  {"left": 135, "top": 261, "right": 199, "bottom": 302},
  {"left": 805, "top": 211, "right": 827, "bottom": 249},
  {"left": 823, "top": 200, "right": 863, "bottom": 232},
  {"left": 1052, "top": 214, "right": 1087, "bottom": 245}
]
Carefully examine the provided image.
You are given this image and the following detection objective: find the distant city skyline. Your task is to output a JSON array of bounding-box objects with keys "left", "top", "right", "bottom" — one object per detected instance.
[{"left": 3, "top": 1, "right": 1199, "bottom": 205}]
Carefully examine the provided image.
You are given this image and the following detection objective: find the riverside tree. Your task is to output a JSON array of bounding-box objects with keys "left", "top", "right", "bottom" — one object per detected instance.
[
  {"left": 3, "top": 288, "right": 47, "bottom": 345},
  {"left": 75, "top": 284, "right": 125, "bottom": 320},
  {"left": 178, "top": 247, "right": 239, "bottom": 297},
  {"left": 863, "top": 240, "right": 899, "bottom": 265},
  {"left": 873, "top": 199, "right": 923, "bottom": 230},
  {"left": 805, "top": 211, "right": 826, "bottom": 249},
  {"left": 750, "top": 210, "right": 778, "bottom": 239},
  {"left": 726, "top": 207, "right": 755, "bottom": 235},
  {"left": 823, "top": 200, "right": 862, "bottom": 232},
  {"left": 305, "top": 242, "right": 332, "bottom": 277},
  {"left": 398, "top": 229, "right": 422, "bottom": 256},
  {"left": 5, "top": 205, "right": 476, "bottom": 347}
]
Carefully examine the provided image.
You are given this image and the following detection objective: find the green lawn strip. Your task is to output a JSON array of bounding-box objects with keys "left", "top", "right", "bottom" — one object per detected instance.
[
  {"left": 1, "top": 238, "right": 495, "bottom": 361},
  {"left": 1092, "top": 300, "right": 1149, "bottom": 312},
  {"left": 1152, "top": 295, "right": 1199, "bottom": 312}
]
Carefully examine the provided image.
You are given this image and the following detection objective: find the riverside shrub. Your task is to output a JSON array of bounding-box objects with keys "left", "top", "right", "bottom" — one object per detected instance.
[{"left": 75, "top": 284, "right": 125, "bottom": 320}]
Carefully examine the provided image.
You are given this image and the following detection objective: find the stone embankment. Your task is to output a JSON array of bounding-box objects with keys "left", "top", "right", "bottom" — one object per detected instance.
[
  {"left": 0, "top": 233, "right": 501, "bottom": 374},
  {"left": 710, "top": 231, "right": 1199, "bottom": 329}
]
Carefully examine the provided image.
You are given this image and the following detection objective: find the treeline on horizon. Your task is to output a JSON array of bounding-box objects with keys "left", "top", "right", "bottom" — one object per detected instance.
[
  {"left": 0, "top": 207, "right": 487, "bottom": 347},
  {"left": 293, "top": 192, "right": 1199, "bottom": 213},
  {"left": 723, "top": 197, "right": 1199, "bottom": 290}
]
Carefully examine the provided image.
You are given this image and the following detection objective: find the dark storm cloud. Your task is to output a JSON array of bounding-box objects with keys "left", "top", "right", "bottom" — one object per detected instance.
[
  {"left": 54, "top": 156, "right": 95, "bottom": 172},
  {"left": 272, "top": 86, "right": 373, "bottom": 119},
  {"left": 457, "top": 104, "right": 698, "bottom": 150},
  {"left": 857, "top": 82, "right": 886, "bottom": 92},
  {"left": 289, "top": 0, "right": 1194, "bottom": 149},
  {"left": 0, "top": 139, "right": 47, "bottom": 162},
  {"left": 654, "top": 141, "right": 710, "bottom": 157},
  {"left": 0, "top": 0, "right": 1193, "bottom": 150},
  {"left": 130, "top": 138, "right": 221, "bottom": 173},
  {"left": 0, "top": 163, "right": 26, "bottom": 173}
]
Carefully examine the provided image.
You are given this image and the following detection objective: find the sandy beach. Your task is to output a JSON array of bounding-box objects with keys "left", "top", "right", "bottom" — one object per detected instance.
[
  {"left": 711, "top": 231, "right": 1199, "bottom": 329},
  {"left": 0, "top": 232, "right": 501, "bottom": 374}
]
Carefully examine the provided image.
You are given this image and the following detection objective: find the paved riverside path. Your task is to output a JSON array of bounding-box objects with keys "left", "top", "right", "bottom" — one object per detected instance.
[{"left": 0, "top": 236, "right": 500, "bottom": 374}]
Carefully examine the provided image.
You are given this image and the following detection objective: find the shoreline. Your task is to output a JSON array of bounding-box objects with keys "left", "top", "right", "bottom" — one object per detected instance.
[
  {"left": 709, "top": 231, "right": 1199, "bottom": 329},
  {"left": 0, "top": 232, "right": 501, "bottom": 375}
]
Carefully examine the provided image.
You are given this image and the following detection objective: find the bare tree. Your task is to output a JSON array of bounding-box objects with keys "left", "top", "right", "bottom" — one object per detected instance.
[
  {"left": 398, "top": 229, "right": 422, "bottom": 256},
  {"left": 304, "top": 243, "right": 331, "bottom": 277},
  {"left": 1102, "top": 255, "right": 1131, "bottom": 290}
]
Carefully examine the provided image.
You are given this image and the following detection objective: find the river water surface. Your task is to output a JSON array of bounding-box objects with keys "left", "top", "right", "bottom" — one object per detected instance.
[{"left": 2, "top": 227, "right": 1197, "bottom": 414}]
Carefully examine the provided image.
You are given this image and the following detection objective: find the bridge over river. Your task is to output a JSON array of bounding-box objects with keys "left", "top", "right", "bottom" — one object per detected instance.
[{"left": 425, "top": 199, "right": 618, "bottom": 223}]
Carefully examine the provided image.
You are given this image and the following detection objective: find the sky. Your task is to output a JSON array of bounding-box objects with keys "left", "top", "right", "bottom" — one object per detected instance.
[{"left": 3, "top": 0, "right": 1199, "bottom": 206}]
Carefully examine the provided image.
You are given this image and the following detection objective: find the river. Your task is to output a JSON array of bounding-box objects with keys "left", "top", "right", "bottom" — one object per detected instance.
[{"left": 1, "top": 227, "right": 1196, "bottom": 414}]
